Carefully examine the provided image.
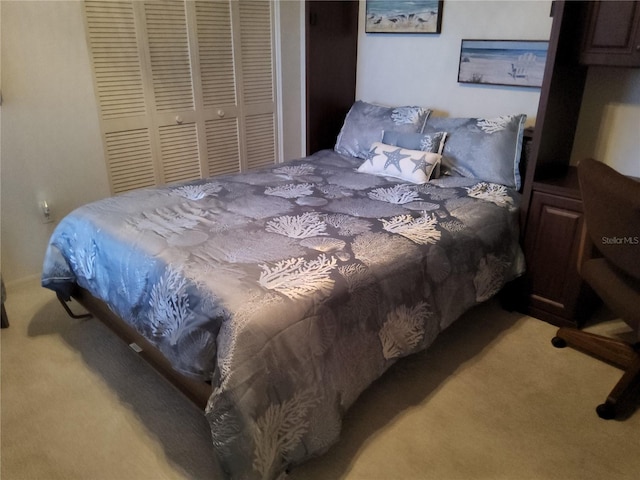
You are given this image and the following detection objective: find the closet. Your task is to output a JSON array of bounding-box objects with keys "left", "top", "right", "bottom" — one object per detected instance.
[{"left": 84, "top": 0, "right": 277, "bottom": 194}]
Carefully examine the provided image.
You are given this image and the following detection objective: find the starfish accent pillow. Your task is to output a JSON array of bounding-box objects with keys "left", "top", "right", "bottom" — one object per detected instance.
[{"left": 357, "top": 142, "right": 441, "bottom": 184}]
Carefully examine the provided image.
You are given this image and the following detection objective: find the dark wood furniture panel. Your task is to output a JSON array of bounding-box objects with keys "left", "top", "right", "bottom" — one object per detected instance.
[
  {"left": 305, "top": 1, "right": 358, "bottom": 155},
  {"left": 521, "top": 0, "right": 588, "bottom": 226},
  {"left": 1, "top": 277, "right": 7, "bottom": 329},
  {"left": 523, "top": 169, "right": 597, "bottom": 327},
  {"left": 580, "top": 0, "right": 640, "bottom": 67},
  {"left": 1, "top": 305, "right": 8, "bottom": 329},
  {"left": 519, "top": 1, "right": 609, "bottom": 327}
]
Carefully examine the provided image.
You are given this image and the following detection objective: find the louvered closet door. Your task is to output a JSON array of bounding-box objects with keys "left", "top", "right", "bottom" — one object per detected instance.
[
  {"left": 85, "top": 0, "right": 277, "bottom": 194},
  {"left": 235, "top": 0, "right": 277, "bottom": 171},
  {"left": 141, "top": 0, "right": 202, "bottom": 185},
  {"left": 85, "top": 0, "right": 158, "bottom": 193},
  {"left": 194, "top": 0, "right": 242, "bottom": 176}
]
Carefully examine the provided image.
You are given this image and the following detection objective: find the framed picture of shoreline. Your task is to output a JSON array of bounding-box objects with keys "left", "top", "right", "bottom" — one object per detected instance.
[
  {"left": 365, "top": 0, "right": 444, "bottom": 34},
  {"left": 458, "top": 39, "right": 549, "bottom": 88}
]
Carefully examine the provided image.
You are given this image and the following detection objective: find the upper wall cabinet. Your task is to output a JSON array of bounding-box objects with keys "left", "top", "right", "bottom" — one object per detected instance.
[{"left": 580, "top": 0, "right": 640, "bottom": 67}]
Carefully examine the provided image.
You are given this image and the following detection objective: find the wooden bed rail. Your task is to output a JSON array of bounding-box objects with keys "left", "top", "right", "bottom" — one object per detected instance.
[{"left": 59, "top": 286, "right": 213, "bottom": 410}]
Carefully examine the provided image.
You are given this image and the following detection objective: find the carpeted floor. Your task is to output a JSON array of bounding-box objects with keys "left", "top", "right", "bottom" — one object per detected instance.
[{"left": 2, "top": 278, "right": 639, "bottom": 479}]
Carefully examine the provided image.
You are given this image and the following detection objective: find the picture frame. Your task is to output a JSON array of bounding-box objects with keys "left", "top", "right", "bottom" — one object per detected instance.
[
  {"left": 365, "top": 0, "right": 444, "bottom": 34},
  {"left": 457, "top": 39, "right": 549, "bottom": 88}
]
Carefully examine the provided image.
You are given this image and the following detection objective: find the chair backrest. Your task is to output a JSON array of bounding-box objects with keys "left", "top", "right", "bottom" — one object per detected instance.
[{"left": 578, "top": 158, "right": 640, "bottom": 280}]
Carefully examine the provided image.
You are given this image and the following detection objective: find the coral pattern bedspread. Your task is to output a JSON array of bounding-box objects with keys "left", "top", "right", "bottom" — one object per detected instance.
[{"left": 42, "top": 149, "right": 525, "bottom": 479}]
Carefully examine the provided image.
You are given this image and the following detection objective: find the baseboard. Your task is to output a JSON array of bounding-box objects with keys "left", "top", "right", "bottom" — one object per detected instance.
[{"left": 4, "top": 273, "right": 42, "bottom": 291}]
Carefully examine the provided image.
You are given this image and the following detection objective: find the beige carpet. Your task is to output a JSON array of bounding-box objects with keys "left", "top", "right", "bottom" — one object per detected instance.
[{"left": 2, "top": 278, "right": 639, "bottom": 480}]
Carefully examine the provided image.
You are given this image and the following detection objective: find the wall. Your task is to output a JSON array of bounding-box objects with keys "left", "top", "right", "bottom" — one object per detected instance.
[
  {"left": 356, "top": 0, "right": 640, "bottom": 178},
  {"left": 278, "top": 0, "right": 305, "bottom": 161},
  {"left": 356, "top": 0, "right": 554, "bottom": 125},
  {"left": 572, "top": 67, "right": 640, "bottom": 177},
  {"left": 0, "top": 3, "right": 3, "bottom": 278},
  {"left": 0, "top": 0, "right": 556, "bottom": 285},
  {"left": 0, "top": 0, "right": 306, "bottom": 285},
  {"left": 3, "top": 1, "right": 636, "bottom": 285},
  {"left": 1, "top": 1, "right": 110, "bottom": 285}
]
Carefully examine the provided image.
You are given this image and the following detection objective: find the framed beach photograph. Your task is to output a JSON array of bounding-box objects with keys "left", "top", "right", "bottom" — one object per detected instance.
[
  {"left": 458, "top": 40, "right": 549, "bottom": 88},
  {"left": 365, "top": 0, "right": 444, "bottom": 34}
]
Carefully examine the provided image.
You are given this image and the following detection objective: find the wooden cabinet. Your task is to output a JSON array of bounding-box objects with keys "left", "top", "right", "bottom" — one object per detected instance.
[
  {"left": 581, "top": 0, "right": 640, "bottom": 67},
  {"left": 518, "top": 1, "right": 638, "bottom": 325},
  {"left": 523, "top": 169, "right": 597, "bottom": 326},
  {"left": 521, "top": 1, "right": 588, "bottom": 223},
  {"left": 519, "top": 1, "right": 602, "bottom": 326}
]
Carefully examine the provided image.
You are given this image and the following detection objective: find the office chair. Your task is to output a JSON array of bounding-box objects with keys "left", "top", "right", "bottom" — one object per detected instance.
[{"left": 552, "top": 158, "right": 640, "bottom": 420}]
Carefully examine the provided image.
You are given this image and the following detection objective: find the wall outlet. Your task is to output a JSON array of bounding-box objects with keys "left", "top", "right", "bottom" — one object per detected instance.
[{"left": 40, "top": 201, "right": 54, "bottom": 224}]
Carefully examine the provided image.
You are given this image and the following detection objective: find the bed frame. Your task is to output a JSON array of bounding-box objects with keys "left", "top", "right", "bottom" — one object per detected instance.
[
  {"left": 56, "top": 131, "right": 534, "bottom": 411},
  {"left": 60, "top": 286, "right": 212, "bottom": 409}
]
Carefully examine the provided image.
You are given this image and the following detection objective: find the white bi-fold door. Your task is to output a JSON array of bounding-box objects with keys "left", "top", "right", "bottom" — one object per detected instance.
[{"left": 84, "top": 0, "right": 278, "bottom": 194}]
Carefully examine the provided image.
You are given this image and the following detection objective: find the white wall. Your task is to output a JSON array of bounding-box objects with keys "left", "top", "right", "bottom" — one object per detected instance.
[
  {"left": 278, "top": 0, "right": 305, "bottom": 161},
  {"left": 356, "top": 0, "right": 553, "bottom": 126},
  {"left": 572, "top": 67, "right": 640, "bottom": 177},
  {"left": 356, "top": 0, "right": 640, "bottom": 178},
  {"left": 0, "top": 0, "right": 306, "bottom": 285},
  {"left": 1, "top": 0, "right": 110, "bottom": 285},
  {"left": 2, "top": 0, "right": 636, "bottom": 285}
]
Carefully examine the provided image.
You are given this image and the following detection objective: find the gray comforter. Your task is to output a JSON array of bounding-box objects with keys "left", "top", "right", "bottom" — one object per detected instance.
[{"left": 42, "top": 149, "right": 525, "bottom": 479}]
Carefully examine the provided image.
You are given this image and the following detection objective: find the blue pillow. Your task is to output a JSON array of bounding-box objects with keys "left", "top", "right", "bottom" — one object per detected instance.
[
  {"left": 382, "top": 130, "right": 447, "bottom": 153},
  {"left": 335, "top": 101, "right": 431, "bottom": 159},
  {"left": 423, "top": 115, "right": 526, "bottom": 189}
]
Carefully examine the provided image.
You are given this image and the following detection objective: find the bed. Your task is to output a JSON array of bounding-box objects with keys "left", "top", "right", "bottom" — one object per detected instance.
[{"left": 42, "top": 102, "right": 529, "bottom": 479}]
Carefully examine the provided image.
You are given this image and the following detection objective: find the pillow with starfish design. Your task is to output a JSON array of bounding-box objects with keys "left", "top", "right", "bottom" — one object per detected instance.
[{"left": 357, "top": 142, "right": 441, "bottom": 184}]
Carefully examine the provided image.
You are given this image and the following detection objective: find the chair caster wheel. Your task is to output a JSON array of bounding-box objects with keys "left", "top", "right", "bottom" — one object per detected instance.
[
  {"left": 551, "top": 336, "right": 567, "bottom": 348},
  {"left": 596, "top": 403, "right": 616, "bottom": 420}
]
